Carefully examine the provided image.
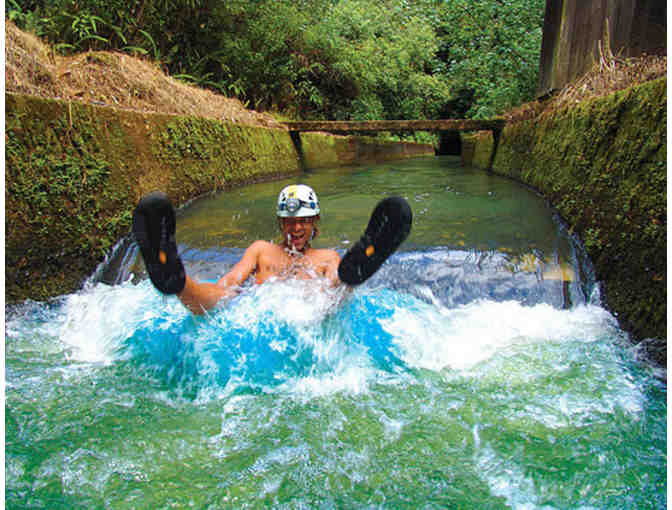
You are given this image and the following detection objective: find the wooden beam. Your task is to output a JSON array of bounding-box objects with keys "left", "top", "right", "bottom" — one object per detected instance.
[{"left": 282, "top": 119, "right": 507, "bottom": 133}]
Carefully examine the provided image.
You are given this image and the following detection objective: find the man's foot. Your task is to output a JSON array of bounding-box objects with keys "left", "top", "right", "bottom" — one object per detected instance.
[
  {"left": 132, "top": 191, "right": 186, "bottom": 294},
  {"left": 338, "top": 196, "right": 412, "bottom": 285}
]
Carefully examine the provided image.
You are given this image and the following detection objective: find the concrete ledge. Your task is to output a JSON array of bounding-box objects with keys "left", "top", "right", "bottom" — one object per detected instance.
[
  {"left": 296, "top": 132, "right": 434, "bottom": 169},
  {"left": 465, "top": 78, "right": 667, "bottom": 363},
  {"left": 5, "top": 93, "right": 435, "bottom": 302},
  {"left": 283, "top": 119, "right": 506, "bottom": 133}
]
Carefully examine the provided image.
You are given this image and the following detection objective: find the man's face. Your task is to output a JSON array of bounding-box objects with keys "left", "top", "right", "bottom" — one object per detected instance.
[{"left": 279, "top": 216, "right": 317, "bottom": 251}]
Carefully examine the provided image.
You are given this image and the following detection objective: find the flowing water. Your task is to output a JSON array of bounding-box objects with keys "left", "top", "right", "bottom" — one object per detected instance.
[{"left": 6, "top": 156, "right": 666, "bottom": 509}]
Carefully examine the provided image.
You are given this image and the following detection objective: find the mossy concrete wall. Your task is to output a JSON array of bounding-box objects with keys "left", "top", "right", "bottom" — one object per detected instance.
[
  {"left": 6, "top": 93, "right": 433, "bottom": 303},
  {"left": 296, "top": 132, "right": 434, "bottom": 168},
  {"left": 464, "top": 78, "right": 666, "bottom": 364},
  {"left": 461, "top": 131, "right": 495, "bottom": 170},
  {"left": 5, "top": 93, "right": 298, "bottom": 302}
]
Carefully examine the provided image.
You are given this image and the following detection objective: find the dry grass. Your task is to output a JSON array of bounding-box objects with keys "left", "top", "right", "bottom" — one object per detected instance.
[
  {"left": 6, "top": 21, "right": 666, "bottom": 127},
  {"left": 506, "top": 47, "right": 666, "bottom": 121},
  {"left": 5, "top": 21, "right": 283, "bottom": 128},
  {"left": 550, "top": 52, "right": 666, "bottom": 110}
]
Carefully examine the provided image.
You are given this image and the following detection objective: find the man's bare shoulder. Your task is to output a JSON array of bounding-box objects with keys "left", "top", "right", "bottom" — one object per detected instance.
[
  {"left": 247, "top": 239, "right": 282, "bottom": 253},
  {"left": 308, "top": 247, "right": 341, "bottom": 264},
  {"left": 238, "top": 240, "right": 283, "bottom": 266}
]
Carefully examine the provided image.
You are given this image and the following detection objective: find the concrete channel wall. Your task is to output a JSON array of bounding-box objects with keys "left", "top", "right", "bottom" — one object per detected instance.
[
  {"left": 5, "top": 93, "right": 433, "bottom": 303},
  {"left": 462, "top": 77, "right": 667, "bottom": 365}
]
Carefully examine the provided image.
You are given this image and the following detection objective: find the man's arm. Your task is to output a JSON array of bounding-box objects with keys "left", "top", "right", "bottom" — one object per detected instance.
[{"left": 178, "top": 241, "right": 263, "bottom": 315}]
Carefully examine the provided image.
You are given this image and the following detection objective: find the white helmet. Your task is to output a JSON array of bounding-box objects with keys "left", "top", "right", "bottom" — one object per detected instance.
[{"left": 276, "top": 184, "right": 320, "bottom": 218}]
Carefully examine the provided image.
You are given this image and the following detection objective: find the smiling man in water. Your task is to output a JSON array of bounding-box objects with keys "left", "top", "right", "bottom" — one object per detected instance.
[
  {"left": 133, "top": 184, "right": 412, "bottom": 315},
  {"left": 179, "top": 184, "right": 341, "bottom": 314}
]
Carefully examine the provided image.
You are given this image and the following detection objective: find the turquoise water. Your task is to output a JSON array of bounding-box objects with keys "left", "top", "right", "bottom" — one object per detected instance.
[{"left": 6, "top": 157, "right": 666, "bottom": 508}]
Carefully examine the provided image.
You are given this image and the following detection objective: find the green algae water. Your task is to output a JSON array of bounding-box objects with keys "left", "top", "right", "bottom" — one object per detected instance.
[{"left": 6, "top": 157, "right": 666, "bottom": 509}]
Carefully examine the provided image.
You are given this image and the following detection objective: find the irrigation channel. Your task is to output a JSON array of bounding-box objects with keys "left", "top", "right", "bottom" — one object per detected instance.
[{"left": 6, "top": 156, "right": 666, "bottom": 508}]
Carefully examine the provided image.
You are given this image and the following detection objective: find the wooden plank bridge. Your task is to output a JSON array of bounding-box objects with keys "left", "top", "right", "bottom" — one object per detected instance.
[{"left": 282, "top": 119, "right": 506, "bottom": 133}]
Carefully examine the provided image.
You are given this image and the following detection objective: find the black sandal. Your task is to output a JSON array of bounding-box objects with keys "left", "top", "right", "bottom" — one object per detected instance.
[
  {"left": 338, "top": 196, "right": 412, "bottom": 285},
  {"left": 132, "top": 191, "right": 186, "bottom": 294}
]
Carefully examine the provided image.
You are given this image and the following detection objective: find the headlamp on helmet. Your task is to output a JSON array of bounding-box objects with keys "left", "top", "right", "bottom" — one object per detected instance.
[{"left": 277, "top": 184, "right": 320, "bottom": 218}]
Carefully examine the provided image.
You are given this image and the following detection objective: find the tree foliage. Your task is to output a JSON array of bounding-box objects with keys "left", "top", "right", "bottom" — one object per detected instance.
[
  {"left": 7, "top": 0, "right": 545, "bottom": 121},
  {"left": 433, "top": 0, "right": 546, "bottom": 118}
]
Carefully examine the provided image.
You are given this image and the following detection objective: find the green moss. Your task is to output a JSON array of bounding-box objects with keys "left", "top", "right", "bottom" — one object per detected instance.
[
  {"left": 489, "top": 77, "right": 667, "bottom": 361},
  {"left": 461, "top": 131, "right": 495, "bottom": 170},
  {"left": 6, "top": 96, "right": 135, "bottom": 302},
  {"left": 5, "top": 94, "right": 303, "bottom": 302},
  {"left": 298, "top": 132, "right": 433, "bottom": 169},
  {"left": 299, "top": 133, "right": 352, "bottom": 168},
  {"left": 6, "top": 93, "right": 432, "bottom": 303},
  {"left": 143, "top": 115, "right": 304, "bottom": 204}
]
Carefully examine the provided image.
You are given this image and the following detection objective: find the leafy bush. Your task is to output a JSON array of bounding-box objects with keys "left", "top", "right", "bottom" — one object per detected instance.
[
  {"left": 7, "top": 0, "right": 545, "bottom": 121},
  {"left": 434, "top": 0, "right": 545, "bottom": 118}
]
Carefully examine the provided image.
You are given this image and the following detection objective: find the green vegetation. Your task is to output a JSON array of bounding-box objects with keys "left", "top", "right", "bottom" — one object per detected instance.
[
  {"left": 4, "top": 93, "right": 301, "bottom": 302},
  {"left": 5, "top": 91, "right": 432, "bottom": 303},
  {"left": 6, "top": 2, "right": 665, "bottom": 359},
  {"left": 485, "top": 78, "right": 667, "bottom": 361},
  {"left": 6, "top": 94, "right": 134, "bottom": 300},
  {"left": 7, "top": 0, "right": 545, "bottom": 122}
]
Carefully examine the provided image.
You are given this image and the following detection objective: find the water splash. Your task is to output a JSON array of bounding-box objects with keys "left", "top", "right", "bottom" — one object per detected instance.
[
  {"left": 6, "top": 158, "right": 665, "bottom": 508},
  {"left": 17, "top": 266, "right": 637, "bottom": 406},
  {"left": 5, "top": 254, "right": 665, "bottom": 509}
]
